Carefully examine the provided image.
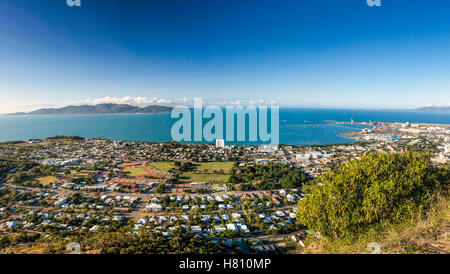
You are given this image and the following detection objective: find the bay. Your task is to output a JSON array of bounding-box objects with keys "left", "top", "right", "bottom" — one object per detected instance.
[{"left": 0, "top": 108, "right": 448, "bottom": 146}]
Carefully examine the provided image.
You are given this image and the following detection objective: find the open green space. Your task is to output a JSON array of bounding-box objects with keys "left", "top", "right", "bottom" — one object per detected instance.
[
  {"left": 149, "top": 162, "right": 175, "bottom": 173},
  {"left": 69, "top": 169, "right": 97, "bottom": 176},
  {"left": 177, "top": 162, "right": 234, "bottom": 184},
  {"left": 191, "top": 161, "right": 234, "bottom": 174},
  {"left": 178, "top": 172, "right": 231, "bottom": 184},
  {"left": 23, "top": 175, "right": 56, "bottom": 186},
  {"left": 123, "top": 165, "right": 153, "bottom": 176}
]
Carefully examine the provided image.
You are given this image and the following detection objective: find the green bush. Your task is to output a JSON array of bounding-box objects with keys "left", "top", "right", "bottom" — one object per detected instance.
[
  {"left": 297, "top": 150, "right": 448, "bottom": 239},
  {"left": 154, "top": 183, "right": 166, "bottom": 194}
]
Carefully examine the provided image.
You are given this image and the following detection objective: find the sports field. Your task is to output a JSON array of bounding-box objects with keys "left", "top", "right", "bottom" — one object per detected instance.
[
  {"left": 149, "top": 162, "right": 175, "bottom": 173},
  {"left": 112, "top": 178, "right": 154, "bottom": 184},
  {"left": 165, "top": 183, "right": 191, "bottom": 193},
  {"left": 191, "top": 162, "right": 234, "bottom": 174},
  {"left": 178, "top": 172, "right": 230, "bottom": 184},
  {"left": 178, "top": 161, "right": 234, "bottom": 184},
  {"left": 123, "top": 164, "right": 156, "bottom": 177}
]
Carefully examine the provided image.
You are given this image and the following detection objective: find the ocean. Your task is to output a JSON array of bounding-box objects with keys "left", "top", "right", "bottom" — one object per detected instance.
[{"left": 0, "top": 108, "right": 449, "bottom": 146}]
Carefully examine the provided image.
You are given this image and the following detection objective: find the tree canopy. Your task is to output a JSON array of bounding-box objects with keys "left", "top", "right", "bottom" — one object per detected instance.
[{"left": 229, "top": 163, "right": 306, "bottom": 191}]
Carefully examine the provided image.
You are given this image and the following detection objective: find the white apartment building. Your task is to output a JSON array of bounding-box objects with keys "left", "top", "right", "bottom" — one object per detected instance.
[{"left": 216, "top": 139, "right": 225, "bottom": 148}]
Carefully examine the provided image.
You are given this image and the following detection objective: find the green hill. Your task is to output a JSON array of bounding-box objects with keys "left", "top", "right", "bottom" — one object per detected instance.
[{"left": 7, "top": 103, "right": 172, "bottom": 115}]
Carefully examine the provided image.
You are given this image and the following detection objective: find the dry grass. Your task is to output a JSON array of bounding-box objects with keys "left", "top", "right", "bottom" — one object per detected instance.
[
  {"left": 192, "top": 162, "right": 234, "bottom": 174},
  {"left": 22, "top": 175, "right": 56, "bottom": 186},
  {"left": 299, "top": 193, "right": 450, "bottom": 254},
  {"left": 1, "top": 244, "right": 46, "bottom": 254},
  {"left": 149, "top": 162, "right": 175, "bottom": 173},
  {"left": 380, "top": 194, "right": 449, "bottom": 254}
]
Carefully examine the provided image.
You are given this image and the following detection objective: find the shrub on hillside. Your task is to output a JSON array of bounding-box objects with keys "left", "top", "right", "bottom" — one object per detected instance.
[{"left": 297, "top": 150, "right": 449, "bottom": 239}]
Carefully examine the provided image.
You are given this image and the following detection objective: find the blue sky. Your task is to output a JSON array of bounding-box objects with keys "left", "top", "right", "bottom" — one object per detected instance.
[{"left": 0, "top": 0, "right": 449, "bottom": 113}]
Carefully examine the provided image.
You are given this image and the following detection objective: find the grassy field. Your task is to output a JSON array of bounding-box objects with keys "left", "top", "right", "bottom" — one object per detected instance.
[
  {"left": 149, "top": 162, "right": 175, "bottom": 173},
  {"left": 191, "top": 161, "right": 234, "bottom": 174},
  {"left": 178, "top": 172, "right": 231, "bottom": 184},
  {"left": 123, "top": 166, "right": 152, "bottom": 176},
  {"left": 123, "top": 167, "right": 146, "bottom": 176},
  {"left": 23, "top": 176, "right": 56, "bottom": 186},
  {"left": 69, "top": 169, "right": 97, "bottom": 176},
  {"left": 178, "top": 161, "right": 234, "bottom": 184}
]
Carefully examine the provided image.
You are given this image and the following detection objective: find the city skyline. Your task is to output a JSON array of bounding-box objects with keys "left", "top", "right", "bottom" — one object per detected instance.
[
  {"left": 1, "top": 0, "right": 450, "bottom": 113},
  {"left": 0, "top": 1, "right": 449, "bottom": 258}
]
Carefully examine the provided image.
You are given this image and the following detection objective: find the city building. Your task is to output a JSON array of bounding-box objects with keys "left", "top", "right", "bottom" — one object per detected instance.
[{"left": 216, "top": 139, "right": 225, "bottom": 148}]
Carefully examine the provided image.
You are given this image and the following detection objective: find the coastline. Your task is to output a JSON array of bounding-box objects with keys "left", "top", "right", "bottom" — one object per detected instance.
[
  {"left": 1, "top": 111, "right": 449, "bottom": 145},
  {"left": 338, "top": 121, "right": 450, "bottom": 141}
]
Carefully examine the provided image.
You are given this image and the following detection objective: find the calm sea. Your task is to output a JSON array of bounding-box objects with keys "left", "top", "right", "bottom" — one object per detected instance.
[{"left": 0, "top": 108, "right": 449, "bottom": 146}]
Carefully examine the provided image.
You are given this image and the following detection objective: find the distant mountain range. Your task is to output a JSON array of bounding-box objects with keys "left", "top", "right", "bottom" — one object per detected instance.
[
  {"left": 5, "top": 104, "right": 449, "bottom": 115},
  {"left": 413, "top": 106, "right": 450, "bottom": 112},
  {"left": 7, "top": 103, "right": 173, "bottom": 115}
]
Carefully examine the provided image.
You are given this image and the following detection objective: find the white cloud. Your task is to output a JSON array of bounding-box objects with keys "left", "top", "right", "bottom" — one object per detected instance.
[
  {"left": 0, "top": 96, "right": 281, "bottom": 114},
  {"left": 417, "top": 102, "right": 450, "bottom": 108},
  {"left": 83, "top": 96, "right": 174, "bottom": 106},
  {"left": 216, "top": 99, "right": 277, "bottom": 106},
  {"left": 249, "top": 99, "right": 276, "bottom": 105}
]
